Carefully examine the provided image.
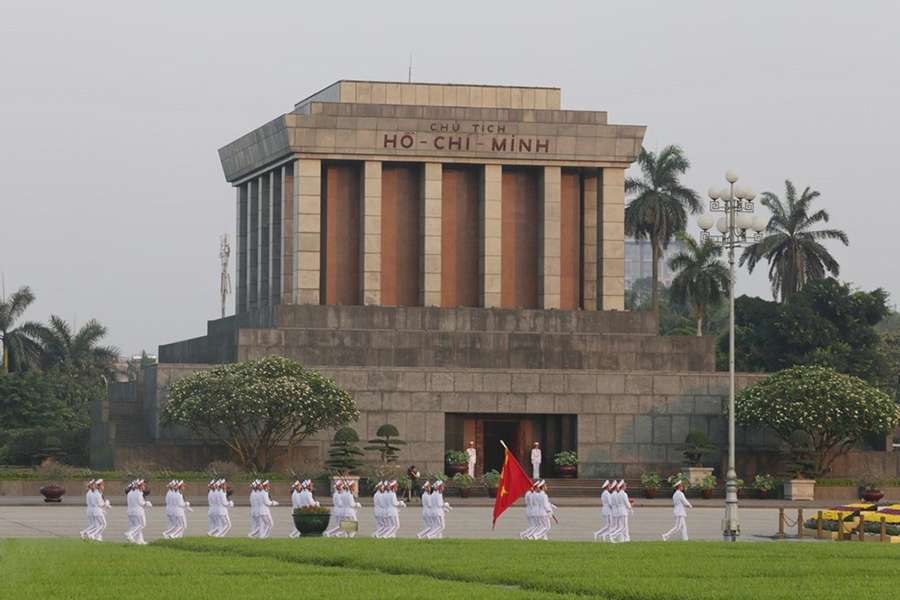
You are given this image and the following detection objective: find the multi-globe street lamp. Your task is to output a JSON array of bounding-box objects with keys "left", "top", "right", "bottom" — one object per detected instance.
[{"left": 696, "top": 170, "right": 768, "bottom": 542}]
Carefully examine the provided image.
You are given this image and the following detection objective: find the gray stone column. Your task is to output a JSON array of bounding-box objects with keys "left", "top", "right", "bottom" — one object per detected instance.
[
  {"left": 236, "top": 185, "right": 248, "bottom": 314},
  {"left": 248, "top": 179, "right": 259, "bottom": 312},
  {"left": 422, "top": 162, "right": 442, "bottom": 306},
  {"left": 600, "top": 168, "right": 626, "bottom": 310},
  {"left": 480, "top": 164, "right": 502, "bottom": 308},
  {"left": 540, "top": 166, "right": 561, "bottom": 309},
  {"left": 294, "top": 158, "right": 322, "bottom": 305},
  {"left": 362, "top": 161, "right": 382, "bottom": 305},
  {"left": 582, "top": 171, "right": 600, "bottom": 311}
]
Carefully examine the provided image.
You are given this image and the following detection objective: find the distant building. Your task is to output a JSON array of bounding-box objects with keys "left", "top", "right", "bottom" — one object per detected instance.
[{"left": 624, "top": 238, "right": 685, "bottom": 291}]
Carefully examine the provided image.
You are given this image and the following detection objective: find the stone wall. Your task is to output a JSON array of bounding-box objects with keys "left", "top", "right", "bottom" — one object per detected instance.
[{"left": 99, "top": 363, "right": 772, "bottom": 478}]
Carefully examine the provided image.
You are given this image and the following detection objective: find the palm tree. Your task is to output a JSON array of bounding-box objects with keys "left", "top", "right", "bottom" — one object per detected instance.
[
  {"left": 668, "top": 234, "right": 730, "bottom": 336},
  {"left": 0, "top": 285, "right": 44, "bottom": 373},
  {"left": 625, "top": 145, "right": 701, "bottom": 314},
  {"left": 740, "top": 180, "right": 848, "bottom": 302},
  {"left": 37, "top": 315, "right": 119, "bottom": 372}
]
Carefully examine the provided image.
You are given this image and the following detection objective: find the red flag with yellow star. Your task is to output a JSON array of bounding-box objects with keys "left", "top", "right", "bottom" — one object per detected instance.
[{"left": 492, "top": 444, "right": 533, "bottom": 528}]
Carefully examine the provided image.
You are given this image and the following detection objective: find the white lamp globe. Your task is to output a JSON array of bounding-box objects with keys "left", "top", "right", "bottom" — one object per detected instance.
[
  {"left": 744, "top": 187, "right": 757, "bottom": 201},
  {"left": 707, "top": 187, "right": 720, "bottom": 200},
  {"left": 720, "top": 187, "right": 731, "bottom": 200},
  {"left": 733, "top": 186, "right": 746, "bottom": 200},
  {"left": 715, "top": 216, "right": 729, "bottom": 234},
  {"left": 736, "top": 212, "right": 753, "bottom": 230},
  {"left": 752, "top": 214, "right": 768, "bottom": 232},
  {"left": 725, "top": 170, "right": 739, "bottom": 183},
  {"left": 697, "top": 213, "right": 714, "bottom": 231}
]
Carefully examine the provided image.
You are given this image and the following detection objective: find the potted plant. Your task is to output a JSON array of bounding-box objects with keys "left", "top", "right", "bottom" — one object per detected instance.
[
  {"left": 753, "top": 473, "right": 776, "bottom": 499},
  {"left": 453, "top": 473, "right": 475, "bottom": 498},
  {"left": 640, "top": 472, "right": 662, "bottom": 498},
  {"left": 735, "top": 478, "right": 745, "bottom": 499},
  {"left": 553, "top": 451, "right": 578, "bottom": 478},
  {"left": 482, "top": 470, "right": 501, "bottom": 497},
  {"left": 445, "top": 450, "right": 469, "bottom": 476},
  {"left": 364, "top": 423, "right": 406, "bottom": 465},
  {"left": 682, "top": 432, "right": 716, "bottom": 486},
  {"left": 858, "top": 466, "right": 885, "bottom": 502},
  {"left": 782, "top": 431, "right": 816, "bottom": 501},
  {"left": 325, "top": 427, "right": 364, "bottom": 494},
  {"left": 292, "top": 505, "right": 331, "bottom": 536},
  {"left": 37, "top": 461, "right": 66, "bottom": 503},
  {"left": 698, "top": 473, "right": 717, "bottom": 499}
]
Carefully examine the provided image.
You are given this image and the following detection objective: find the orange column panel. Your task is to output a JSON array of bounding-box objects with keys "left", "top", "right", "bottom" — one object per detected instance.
[
  {"left": 323, "top": 162, "right": 361, "bottom": 305},
  {"left": 381, "top": 164, "right": 421, "bottom": 306},
  {"left": 501, "top": 168, "right": 540, "bottom": 309},
  {"left": 560, "top": 170, "right": 582, "bottom": 309},
  {"left": 441, "top": 166, "right": 480, "bottom": 307}
]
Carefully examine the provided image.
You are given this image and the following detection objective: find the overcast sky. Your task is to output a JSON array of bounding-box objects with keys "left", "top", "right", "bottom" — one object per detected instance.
[{"left": 2, "top": 1, "right": 898, "bottom": 355}]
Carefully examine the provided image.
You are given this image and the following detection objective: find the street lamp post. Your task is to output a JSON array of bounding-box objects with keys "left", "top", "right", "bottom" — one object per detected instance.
[{"left": 696, "top": 170, "right": 767, "bottom": 542}]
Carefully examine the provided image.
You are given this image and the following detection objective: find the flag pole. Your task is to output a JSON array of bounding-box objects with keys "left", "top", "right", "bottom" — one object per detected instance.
[{"left": 500, "top": 440, "right": 508, "bottom": 450}]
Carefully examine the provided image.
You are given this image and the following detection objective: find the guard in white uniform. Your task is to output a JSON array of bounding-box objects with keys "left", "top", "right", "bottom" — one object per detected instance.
[
  {"left": 289, "top": 480, "right": 303, "bottom": 538},
  {"left": 372, "top": 481, "right": 386, "bottom": 538},
  {"left": 520, "top": 482, "right": 537, "bottom": 539},
  {"left": 124, "top": 479, "right": 151, "bottom": 544},
  {"left": 662, "top": 480, "right": 693, "bottom": 541},
  {"left": 341, "top": 480, "right": 361, "bottom": 537},
  {"left": 384, "top": 480, "right": 405, "bottom": 538},
  {"left": 466, "top": 441, "right": 477, "bottom": 478},
  {"left": 531, "top": 442, "right": 542, "bottom": 479},
  {"left": 531, "top": 480, "right": 556, "bottom": 540},
  {"left": 80, "top": 480, "right": 97, "bottom": 540},
  {"left": 163, "top": 480, "right": 179, "bottom": 539},
  {"left": 88, "top": 479, "right": 110, "bottom": 540},
  {"left": 170, "top": 480, "right": 191, "bottom": 538},
  {"left": 214, "top": 479, "right": 234, "bottom": 536},
  {"left": 206, "top": 480, "right": 219, "bottom": 536},
  {"left": 417, "top": 481, "right": 433, "bottom": 539},
  {"left": 257, "top": 480, "right": 278, "bottom": 538},
  {"left": 323, "top": 479, "right": 345, "bottom": 537},
  {"left": 427, "top": 480, "right": 451, "bottom": 539},
  {"left": 610, "top": 480, "right": 633, "bottom": 543},
  {"left": 290, "top": 479, "right": 320, "bottom": 538},
  {"left": 248, "top": 480, "right": 262, "bottom": 538},
  {"left": 593, "top": 480, "right": 612, "bottom": 541}
]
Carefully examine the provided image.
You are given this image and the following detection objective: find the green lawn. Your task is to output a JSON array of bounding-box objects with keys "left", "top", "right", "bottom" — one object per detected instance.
[{"left": 3, "top": 537, "right": 898, "bottom": 600}]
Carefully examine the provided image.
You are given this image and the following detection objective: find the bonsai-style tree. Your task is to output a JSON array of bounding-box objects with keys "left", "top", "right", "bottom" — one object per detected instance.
[
  {"left": 682, "top": 431, "right": 715, "bottom": 467},
  {"left": 364, "top": 423, "right": 406, "bottom": 464},
  {"left": 736, "top": 365, "right": 900, "bottom": 477},
  {"left": 162, "top": 356, "right": 358, "bottom": 471},
  {"left": 325, "top": 426, "right": 365, "bottom": 475}
]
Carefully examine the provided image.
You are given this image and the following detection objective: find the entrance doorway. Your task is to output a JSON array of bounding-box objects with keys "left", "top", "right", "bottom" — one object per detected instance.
[{"left": 483, "top": 420, "right": 519, "bottom": 473}]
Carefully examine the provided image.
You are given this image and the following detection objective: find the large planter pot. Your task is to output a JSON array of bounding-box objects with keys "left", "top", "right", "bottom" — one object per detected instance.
[
  {"left": 643, "top": 488, "right": 657, "bottom": 499},
  {"left": 447, "top": 463, "right": 467, "bottom": 476},
  {"left": 784, "top": 479, "right": 815, "bottom": 501},
  {"left": 701, "top": 488, "right": 713, "bottom": 500},
  {"left": 557, "top": 465, "right": 577, "bottom": 478},
  {"left": 487, "top": 487, "right": 498, "bottom": 498},
  {"left": 292, "top": 510, "right": 331, "bottom": 536},
  {"left": 685, "top": 467, "right": 714, "bottom": 487},
  {"left": 863, "top": 489, "right": 885, "bottom": 502},
  {"left": 458, "top": 487, "right": 473, "bottom": 498},
  {"left": 757, "top": 489, "right": 769, "bottom": 499},
  {"left": 39, "top": 484, "right": 65, "bottom": 503}
]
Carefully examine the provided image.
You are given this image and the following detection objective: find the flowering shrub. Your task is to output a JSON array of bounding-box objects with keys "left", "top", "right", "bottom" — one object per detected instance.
[
  {"left": 162, "top": 356, "right": 357, "bottom": 471},
  {"left": 735, "top": 365, "right": 899, "bottom": 477}
]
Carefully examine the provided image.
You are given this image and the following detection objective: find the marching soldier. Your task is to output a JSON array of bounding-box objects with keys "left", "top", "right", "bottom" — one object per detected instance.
[
  {"left": 290, "top": 480, "right": 304, "bottom": 538},
  {"left": 214, "top": 479, "right": 234, "bottom": 537},
  {"left": 125, "top": 479, "right": 151, "bottom": 545},
  {"left": 257, "top": 480, "right": 278, "bottom": 539},
  {"left": 417, "top": 480, "right": 433, "bottom": 539},
  {"left": 80, "top": 480, "right": 97, "bottom": 540},
  {"left": 90, "top": 479, "right": 110, "bottom": 541},
  {"left": 372, "top": 480, "right": 386, "bottom": 538},
  {"left": 342, "top": 480, "right": 361, "bottom": 537},
  {"left": 427, "top": 480, "right": 451, "bottom": 539},
  {"left": 609, "top": 480, "right": 633, "bottom": 543},
  {"left": 531, "top": 480, "right": 556, "bottom": 540},
  {"left": 384, "top": 480, "right": 405, "bottom": 538},
  {"left": 323, "top": 479, "right": 345, "bottom": 537},
  {"left": 207, "top": 480, "right": 219, "bottom": 536},
  {"left": 662, "top": 480, "right": 692, "bottom": 541},
  {"left": 520, "top": 482, "right": 537, "bottom": 539},
  {"left": 248, "top": 480, "right": 261, "bottom": 538},
  {"left": 163, "top": 480, "right": 178, "bottom": 539},
  {"left": 593, "top": 480, "right": 612, "bottom": 542},
  {"left": 170, "top": 480, "right": 191, "bottom": 538}
]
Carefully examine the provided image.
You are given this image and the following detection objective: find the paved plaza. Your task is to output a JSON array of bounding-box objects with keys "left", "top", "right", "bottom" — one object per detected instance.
[{"left": 1, "top": 502, "right": 794, "bottom": 542}]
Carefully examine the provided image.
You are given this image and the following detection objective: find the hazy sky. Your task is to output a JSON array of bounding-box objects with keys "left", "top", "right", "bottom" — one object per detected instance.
[{"left": 2, "top": 1, "right": 898, "bottom": 355}]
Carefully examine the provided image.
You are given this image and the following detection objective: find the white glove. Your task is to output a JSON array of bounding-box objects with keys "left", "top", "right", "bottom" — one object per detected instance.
[
  {"left": 272, "top": 501, "right": 280, "bottom": 506},
  {"left": 146, "top": 502, "right": 153, "bottom": 508},
  {"left": 315, "top": 501, "right": 320, "bottom": 507},
  {"left": 187, "top": 506, "right": 193, "bottom": 512},
  {"left": 445, "top": 504, "right": 452, "bottom": 511},
  {"left": 227, "top": 501, "right": 234, "bottom": 508},
  {"left": 355, "top": 502, "right": 362, "bottom": 508},
  {"left": 399, "top": 502, "right": 406, "bottom": 508}
]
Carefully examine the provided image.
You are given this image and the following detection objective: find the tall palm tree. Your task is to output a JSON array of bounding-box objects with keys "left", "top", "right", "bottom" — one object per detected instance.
[
  {"left": 668, "top": 234, "right": 730, "bottom": 336},
  {"left": 0, "top": 285, "right": 44, "bottom": 373},
  {"left": 625, "top": 145, "right": 701, "bottom": 314},
  {"left": 37, "top": 315, "right": 119, "bottom": 372},
  {"left": 740, "top": 180, "right": 848, "bottom": 302}
]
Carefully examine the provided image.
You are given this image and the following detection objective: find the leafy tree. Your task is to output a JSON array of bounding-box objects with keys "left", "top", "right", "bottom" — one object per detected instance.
[
  {"left": 364, "top": 423, "right": 406, "bottom": 464},
  {"left": 740, "top": 180, "right": 848, "bottom": 302},
  {"left": 0, "top": 285, "right": 44, "bottom": 373},
  {"left": 626, "top": 277, "right": 700, "bottom": 337},
  {"left": 721, "top": 279, "right": 891, "bottom": 386},
  {"left": 735, "top": 365, "right": 900, "bottom": 477},
  {"left": 162, "top": 356, "right": 358, "bottom": 471},
  {"left": 326, "top": 426, "right": 365, "bottom": 475},
  {"left": 682, "top": 431, "right": 716, "bottom": 467},
  {"left": 668, "top": 234, "right": 730, "bottom": 336},
  {"left": 37, "top": 315, "right": 119, "bottom": 372},
  {"left": 624, "top": 145, "right": 701, "bottom": 314}
]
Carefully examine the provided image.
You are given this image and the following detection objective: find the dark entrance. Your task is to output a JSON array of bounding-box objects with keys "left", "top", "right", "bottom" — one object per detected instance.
[{"left": 483, "top": 420, "right": 520, "bottom": 473}]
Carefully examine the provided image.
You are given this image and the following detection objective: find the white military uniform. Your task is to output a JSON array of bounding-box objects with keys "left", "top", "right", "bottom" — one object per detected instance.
[
  {"left": 417, "top": 486, "right": 433, "bottom": 539},
  {"left": 80, "top": 483, "right": 97, "bottom": 540},
  {"left": 163, "top": 484, "right": 179, "bottom": 538},
  {"left": 290, "top": 480, "right": 319, "bottom": 538},
  {"left": 427, "top": 483, "right": 451, "bottom": 539},
  {"left": 217, "top": 480, "right": 234, "bottom": 536},
  {"left": 125, "top": 483, "right": 151, "bottom": 544},
  {"left": 593, "top": 481, "right": 612, "bottom": 541},
  {"left": 610, "top": 483, "right": 633, "bottom": 543},
  {"left": 341, "top": 485, "right": 360, "bottom": 537},
  {"left": 290, "top": 483, "right": 303, "bottom": 538},
  {"left": 531, "top": 484, "right": 555, "bottom": 540},
  {"left": 520, "top": 488, "right": 536, "bottom": 539},
  {"left": 662, "top": 484, "right": 693, "bottom": 541},
  {"left": 257, "top": 483, "right": 277, "bottom": 538},
  {"left": 384, "top": 483, "right": 405, "bottom": 538},
  {"left": 372, "top": 483, "right": 386, "bottom": 538},
  {"left": 87, "top": 484, "right": 110, "bottom": 540},
  {"left": 531, "top": 446, "right": 542, "bottom": 479},
  {"left": 248, "top": 482, "right": 262, "bottom": 538},
  {"left": 170, "top": 484, "right": 191, "bottom": 538},
  {"left": 323, "top": 484, "right": 345, "bottom": 537},
  {"left": 207, "top": 482, "right": 219, "bottom": 536},
  {"left": 466, "top": 446, "right": 477, "bottom": 478}
]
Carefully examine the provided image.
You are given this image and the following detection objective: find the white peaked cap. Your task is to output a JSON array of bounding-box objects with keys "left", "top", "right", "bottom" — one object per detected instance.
[
  {"left": 262, "top": 480, "right": 270, "bottom": 486},
  {"left": 422, "top": 480, "right": 432, "bottom": 487},
  {"left": 209, "top": 479, "right": 216, "bottom": 486},
  {"left": 434, "top": 480, "right": 444, "bottom": 487},
  {"left": 389, "top": 480, "right": 397, "bottom": 486},
  {"left": 94, "top": 479, "right": 103, "bottom": 485},
  {"left": 217, "top": 479, "right": 226, "bottom": 485},
  {"left": 602, "top": 480, "right": 610, "bottom": 488}
]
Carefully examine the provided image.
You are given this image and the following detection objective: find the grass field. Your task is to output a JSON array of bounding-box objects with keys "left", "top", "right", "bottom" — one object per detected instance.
[{"left": 2, "top": 537, "right": 897, "bottom": 599}]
